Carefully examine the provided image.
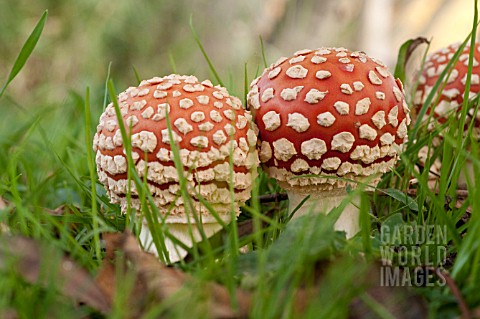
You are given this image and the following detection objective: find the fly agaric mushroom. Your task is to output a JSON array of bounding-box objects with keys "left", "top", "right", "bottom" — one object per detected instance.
[
  {"left": 414, "top": 42, "right": 480, "bottom": 123},
  {"left": 247, "top": 47, "right": 410, "bottom": 237},
  {"left": 413, "top": 42, "right": 480, "bottom": 183},
  {"left": 93, "top": 74, "right": 258, "bottom": 262}
]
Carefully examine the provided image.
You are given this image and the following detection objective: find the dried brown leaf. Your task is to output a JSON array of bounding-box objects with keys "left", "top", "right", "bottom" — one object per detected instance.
[
  {"left": 95, "top": 233, "right": 122, "bottom": 302},
  {"left": 0, "top": 309, "right": 17, "bottom": 319},
  {"left": 0, "top": 236, "right": 111, "bottom": 314},
  {"left": 100, "top": 232, "right": 252, "bottom": 319},
  {"left": 405, "top": 37, "right": 430, "bottom": 67},
  {"left": 472, "top": 307, "right": 480, "bottom": 319}
]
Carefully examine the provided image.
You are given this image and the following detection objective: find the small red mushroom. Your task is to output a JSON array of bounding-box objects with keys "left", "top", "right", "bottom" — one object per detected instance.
[
  {"left": 93, "top": 74, "right": 259, "bottom": 262},
  {"left": 247, "top": 47, "right": 411, "bottom": 237},
  {"left": 414, "top": 42, "right": 480, "bottom": 124},
  {"left": 414, "top": 42, "right": 480, "bottom": 184}
]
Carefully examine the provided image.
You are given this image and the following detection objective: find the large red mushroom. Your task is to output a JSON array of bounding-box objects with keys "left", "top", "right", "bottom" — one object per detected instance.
[{"left": 247, "top": 47, "right": 411, "bottom": 237}]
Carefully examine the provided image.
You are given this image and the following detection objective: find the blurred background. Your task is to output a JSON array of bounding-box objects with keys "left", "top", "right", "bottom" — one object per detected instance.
[{"left": 0, "top": 0, "right": 477, "bottom": 107}]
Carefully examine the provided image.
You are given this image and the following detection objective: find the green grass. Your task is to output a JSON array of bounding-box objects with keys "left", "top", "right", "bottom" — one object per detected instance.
[{"left": 1, "top": 2, "right": 480, "bottom": 318}]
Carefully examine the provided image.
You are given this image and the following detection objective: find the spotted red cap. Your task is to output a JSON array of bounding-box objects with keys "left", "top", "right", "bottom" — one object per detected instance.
[
  {"left": 414, "top": 42, "right": 480, "bottom": 127},
  {"left": 247, "top": 47, "right": 410, "bottom": 191},
  {"left": 93, "top": 74, "right": 259, "bottom": 221}
]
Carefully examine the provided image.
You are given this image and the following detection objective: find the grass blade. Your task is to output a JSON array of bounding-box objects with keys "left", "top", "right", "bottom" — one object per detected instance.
[
  {"left": 84, "top": 87, "right": 102, "bottom": 264},
  {"left": 259, "top": 36, "right": 268, "bottom": 68},
  {"left": 103, "top": 62, "right": 112, "bottom": 111},
  {"left": 168, "top": 51, "right": 177, "bottom": 74},
  {"left": 244, "top": 63, "right": 249, "bottom": 107},
  {"left": 451, "top": 0, "right": 480, "bottom": 282},
  {"left": 0, "top": 10, "right": 48, "bottom": 98},
  {"left": 359, "top": 193, "right": 372, "bottom": 256},
  {"left": 189, "top": 15, "right": 224, "bottom": 87},
  {"left": 132, "top": 66, "right": 141, "bottom": 85}
]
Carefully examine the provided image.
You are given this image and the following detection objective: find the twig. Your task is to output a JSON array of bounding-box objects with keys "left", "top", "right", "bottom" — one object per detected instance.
[
  {"left": 258, "top": 193, "right": 288, "bottom": 203},
  {"left": 428, "top": 267, "right": 472, "bottom": 319},
  {"left": 405, "top": 188, "right": 469, "bottom": 199},
  {"left": 237, "top": 209, "right": 276, "bottom": 238},
  {"left": 258, "top": 188, "right": 469, "bottom": 204},
  {"left": 444, "top": 272, "right": 472, "bottom": 319}
]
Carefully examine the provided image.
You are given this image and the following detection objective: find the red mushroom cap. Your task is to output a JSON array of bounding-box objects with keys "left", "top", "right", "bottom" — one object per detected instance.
[
  {"left": 414, "top": 42, "right": 480, "bottom": 127},
  {"left": 247, "top": 47, "right": 410, "bottom": 191},
  {"left": 93, "top": 74, "right": 258, "bottom": 221}
]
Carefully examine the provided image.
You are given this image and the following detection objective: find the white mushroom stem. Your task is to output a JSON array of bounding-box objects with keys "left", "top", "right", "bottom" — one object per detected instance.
[
  {"left": 287, "top": 188, "right": 360, "bottom": 238},
  {"left": 139, "top": 215, "right": 232, "bottom": 263}
]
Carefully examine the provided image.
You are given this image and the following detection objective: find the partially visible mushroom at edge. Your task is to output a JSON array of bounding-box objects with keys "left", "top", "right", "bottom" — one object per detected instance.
[
  {"left": 93, "top": 74, "right": 259, "bottom": 262},
  {"left": 413, "top": 41, "right": 480, "bottom": 185}
]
